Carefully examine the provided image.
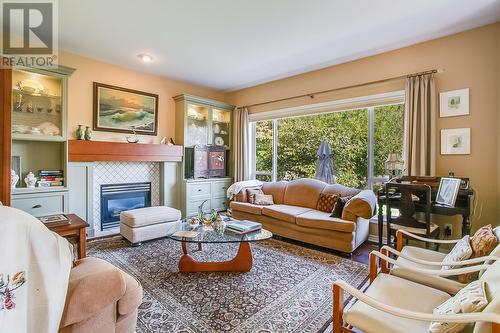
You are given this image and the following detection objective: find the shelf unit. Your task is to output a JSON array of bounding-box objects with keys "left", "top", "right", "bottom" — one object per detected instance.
[
  {"left": 10, "top": 66, "right": 75, "bottom": 217},
  {"left": 173, "top": 94, "right": 234, "bottom": 217}
]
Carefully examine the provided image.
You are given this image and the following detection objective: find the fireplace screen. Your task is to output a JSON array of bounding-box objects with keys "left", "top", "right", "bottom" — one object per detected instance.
[{"left": 100, "top": 182, "right": 151, "bottom": 230}]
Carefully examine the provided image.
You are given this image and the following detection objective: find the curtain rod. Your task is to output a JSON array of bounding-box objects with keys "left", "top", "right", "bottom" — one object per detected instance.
[{"left": 239, "top": 69, "right": 442, "bottom": 109}]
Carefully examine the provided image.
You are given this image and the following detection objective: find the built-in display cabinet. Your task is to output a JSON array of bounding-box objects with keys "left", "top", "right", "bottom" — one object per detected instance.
[
  {"left": 9, "top": 66, "right": 75, "bottom": 216},
  {"left": 173, "top": 94, "right": 234, "bottom": 217}
]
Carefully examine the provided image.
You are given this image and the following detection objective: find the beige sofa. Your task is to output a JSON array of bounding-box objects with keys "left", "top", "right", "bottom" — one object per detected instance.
[{"left": 230, "top": 178, "right": 376, "bottom": 253}]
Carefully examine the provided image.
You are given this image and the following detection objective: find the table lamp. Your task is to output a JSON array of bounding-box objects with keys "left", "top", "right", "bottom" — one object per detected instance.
[{"left": 384, "top": 153, "right": 404, "bottom": 176}]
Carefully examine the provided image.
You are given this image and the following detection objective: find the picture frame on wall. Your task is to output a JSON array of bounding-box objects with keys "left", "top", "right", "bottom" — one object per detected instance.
[
  {"left": 441, "top": 128, "right": 470, "bottom": 155},
  {"left": 439, "top": 88, "right": 469, "bottom": 117},
  {"left": 93, "top": 82, "right": 159, "bottom": 135},
  {"left": 436, "top": 177, "right": 461, "bottom": 207}
]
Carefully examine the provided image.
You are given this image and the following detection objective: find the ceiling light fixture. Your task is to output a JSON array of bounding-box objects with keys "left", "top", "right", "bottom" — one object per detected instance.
[{"left": 138, "top": 54, "right": 152, "bottom": 63}]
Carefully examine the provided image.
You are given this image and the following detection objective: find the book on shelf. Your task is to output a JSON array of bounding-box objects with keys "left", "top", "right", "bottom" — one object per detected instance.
[{"left": 226, "top": 220, "right": 262, "bottom": 234}]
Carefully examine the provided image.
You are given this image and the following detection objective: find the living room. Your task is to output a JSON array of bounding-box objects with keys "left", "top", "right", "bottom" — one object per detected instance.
[{"left": 1, "top": 1, "right": 500, "bottom": 333}]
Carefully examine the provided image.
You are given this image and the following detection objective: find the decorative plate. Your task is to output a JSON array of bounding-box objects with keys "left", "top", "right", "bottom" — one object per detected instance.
[{"left": 214, "top": 136, "right": 224, "bottom": 146}]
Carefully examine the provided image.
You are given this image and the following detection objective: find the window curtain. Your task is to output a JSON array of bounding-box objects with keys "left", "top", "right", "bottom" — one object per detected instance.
[
  {"left": 404, "top": 74, "right": 436, "bottom": 176},
  {"left": 232, "top": 107, "right": 250, "bottom": 182}
]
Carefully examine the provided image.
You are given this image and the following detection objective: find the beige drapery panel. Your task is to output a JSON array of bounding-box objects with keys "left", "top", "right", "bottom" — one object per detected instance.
[
  {"left": 404, "top": 74, "right": 436, "bottom": 176},
  {"left": 232, "top": 107, "right": 250, "bottom": 182}
]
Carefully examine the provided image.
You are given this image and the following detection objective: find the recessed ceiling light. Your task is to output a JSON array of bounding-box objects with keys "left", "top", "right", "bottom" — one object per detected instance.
[{"left": 138, "top": 54, "right": 152, "bottom": 63}]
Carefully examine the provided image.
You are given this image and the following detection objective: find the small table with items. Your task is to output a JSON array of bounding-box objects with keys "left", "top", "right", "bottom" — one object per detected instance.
[
  {"left": 41, "top": 214, "right": 90, "bottom": 259},
  {"left": 376, "top": 176, "right": 473, "bottom": 248},
  {"left": 166, "top": 218, "right": 272, "bottom": 273}
]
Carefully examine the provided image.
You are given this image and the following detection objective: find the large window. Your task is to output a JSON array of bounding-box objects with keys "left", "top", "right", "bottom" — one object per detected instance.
[{"left": 251, "top": 95, "right": 405, "bottom": 189}]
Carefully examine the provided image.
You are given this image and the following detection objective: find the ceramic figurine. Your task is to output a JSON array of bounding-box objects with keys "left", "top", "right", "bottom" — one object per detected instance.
[
  {"left": 84, "top": 126, "right": 92, "bottom": 140},
  {"left": 126, "top": 126, "right": 139, "bottom": 143},
  {"left": 76, "top": 125, "right": 84, "bottom": 140},
  {"left": 24, "top": 172, "right": 37, "bottom": 188},
  {"left": 10, "top": 170, "right": 19, "bottom": 189}
]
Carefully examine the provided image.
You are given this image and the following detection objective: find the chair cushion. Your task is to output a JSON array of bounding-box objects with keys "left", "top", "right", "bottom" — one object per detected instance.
[
  {"left": 261, "top": 204, "right": 312, "bottom": 223},
  {"left": 429, "top": 281, "right": 488, "bottom": 333},
  {"left": 397, "top": 246, "right": 447, "bottom": 270},
  {"left": 474, "top": 260, "right": 500, "bottom": 333},
  {"left": 442, "top": 236, "right": 473, "bottom": 270},
  {"left": 295, "top": 210, "right": 356, "bottom": 233},
  {"left": 120, "top": 206, "right": 181, "bottom": 228},
  {"left": 391, "top": 267, "right": 465, "bottom": 295},
  {"left": 230, "top": 201, "right": 264, "bottom": 215},
  {"left": 343, "top": 274, "right": 450, "bottom": 333}
]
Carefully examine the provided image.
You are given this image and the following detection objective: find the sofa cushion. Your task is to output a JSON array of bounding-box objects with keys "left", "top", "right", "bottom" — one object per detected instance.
[
  {"left": 330, "top": 196, "right": 352, "bottom": 218},
  {"left": 230, "top": 201, "right": 264, "bottom": 215},
  {"left": 254, "top": 193, "right": 274, "bottom": 205},
  {"left": 296, "top": 210, "right": 356, "bottom": 233},
  {"left": 120, "top": 206, "right": 181, "bottom": 228},
  {"left": 262, "top": 204, "right": 312, "bottom": 223},
  {"left": 322, "top": 183, "right": 361, "bottom": 197},
  {"left": 234, "top": 185, "right": 262, "bottom": 202},
  {"left": 262, "top": 181, "right": 288, "bottom": 204},
  {"left": 246, "top": 188, "right": 264, "bottom": 204},
  {"left": 316, "top": 193, "right": 338, "bottom": 212},
  {"left": 283, "top": 178, "right": 326, "bottom": 209}
]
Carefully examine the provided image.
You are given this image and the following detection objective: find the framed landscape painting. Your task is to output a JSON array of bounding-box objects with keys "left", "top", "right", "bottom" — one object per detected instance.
[
  {"left": 93, "top": 82, "right": 159, "bottom": 135},
  {"left": 439, "top": 88, "right": 469, "bottom": 118}
]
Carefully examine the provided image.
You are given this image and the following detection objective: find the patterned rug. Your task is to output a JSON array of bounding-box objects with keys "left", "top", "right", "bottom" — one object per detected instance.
[{"left": 88, "top": 236, "right": 368, "bottom": 333}]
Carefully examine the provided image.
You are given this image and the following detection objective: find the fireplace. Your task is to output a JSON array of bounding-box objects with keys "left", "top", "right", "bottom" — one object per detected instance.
[{"left": 100, "top": 182, "right": 151, "bottom": 230}]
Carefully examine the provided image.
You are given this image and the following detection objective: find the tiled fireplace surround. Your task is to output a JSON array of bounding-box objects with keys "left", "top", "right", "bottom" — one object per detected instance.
[
  {"left": 93, "top": 162, "right": 161, "bottom": 236},
  {"left": 69, "top": 161, "right": 179, "bottom": 238}
]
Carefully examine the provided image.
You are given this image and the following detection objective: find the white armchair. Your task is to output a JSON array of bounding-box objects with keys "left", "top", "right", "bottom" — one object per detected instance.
[
  {"left": 375, "top": 228, "right": 500, "bottom": 294},
  {"left": 333, "top": 259, "right": 500, "bottom": 333}
]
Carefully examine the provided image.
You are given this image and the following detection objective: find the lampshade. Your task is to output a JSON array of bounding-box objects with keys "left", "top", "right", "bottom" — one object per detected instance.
[{"left": 384, "top": 153, "right": 404, "bottom": 171}]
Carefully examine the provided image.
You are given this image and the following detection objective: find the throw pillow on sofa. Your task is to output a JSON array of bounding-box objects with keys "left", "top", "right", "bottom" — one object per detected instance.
[
  {"left": 317, "top": 193, "right": 338, "bottom": 213},
  {"left": 247, "top": 188, "right": 264, "bottom": 204},
  {"left": 330, "top": 196, "right": 352, "bottom": 218},
  {"left": 235, "top": 186, "right": 262, "bottom": 202},
  {"left": 253, "top": 194, "right": 274, "bottom": 205}
]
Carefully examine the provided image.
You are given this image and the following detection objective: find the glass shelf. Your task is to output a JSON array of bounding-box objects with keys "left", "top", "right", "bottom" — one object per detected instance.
[
  {"left": 12, "top": 69, "right": 63, "bottom": 138},
  {"left": 186, "top": 104, "right": 209, "bottom": 146}
]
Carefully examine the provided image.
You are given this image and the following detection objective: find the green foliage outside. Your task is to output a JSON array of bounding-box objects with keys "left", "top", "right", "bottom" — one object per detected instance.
[{"left": 255, "top": 104, "right": 404, "bottom": 189}]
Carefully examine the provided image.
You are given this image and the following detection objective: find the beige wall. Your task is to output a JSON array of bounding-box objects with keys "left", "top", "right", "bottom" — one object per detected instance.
[
  {"left": 225, "top": 23, "right": 500, "bottom": 232},
  {"left": 59, "top": 51, "right": 224, "bottom": 143}
]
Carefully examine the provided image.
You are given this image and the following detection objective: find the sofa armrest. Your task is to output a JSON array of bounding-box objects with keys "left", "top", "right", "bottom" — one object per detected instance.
[
  {"left": 60, "top": 257, "right": 126, "bottom": 328},
  {"left": 341, "top": 190, "right": 377, "bottom": 222}
]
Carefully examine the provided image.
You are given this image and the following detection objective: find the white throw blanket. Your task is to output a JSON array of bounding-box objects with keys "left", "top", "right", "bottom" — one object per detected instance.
[
  {"left": 0, "top": 206, "right": 72, "bottom": 333},
  {"left": 227, "top": 180, "right": 263, "bottom": 199}
]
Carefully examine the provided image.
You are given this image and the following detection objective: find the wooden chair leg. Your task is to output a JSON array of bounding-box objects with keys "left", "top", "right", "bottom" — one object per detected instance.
[
  {"left": 396, "top": 230, "right": 404, "bottom": 252},
  {"left": 333, "top": 284, "right": 344, "bottom": 333}
]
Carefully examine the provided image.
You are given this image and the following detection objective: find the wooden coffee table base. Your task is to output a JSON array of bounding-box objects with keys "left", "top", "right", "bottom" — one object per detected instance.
[{"left": 178, "top": 241, "right": 253, "bottom": 272}]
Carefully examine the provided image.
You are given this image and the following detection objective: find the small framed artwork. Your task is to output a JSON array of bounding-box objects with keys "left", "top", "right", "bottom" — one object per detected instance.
[
  {"left": 441, "top": 128, "right": 470, "bottom": 155},
  {"left": 439, "top": 88, "right": 469, "bottom": 117},
  {"left": 436, "top": 177, "right": 461, "bottom": 207},
  {"left": 93, "top": 82, "right": 159, "bottom": 135}
]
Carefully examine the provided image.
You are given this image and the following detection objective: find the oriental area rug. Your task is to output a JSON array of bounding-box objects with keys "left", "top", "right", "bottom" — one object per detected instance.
[{"left": 88, "top": 236, "right": 368, "bottom": 333}]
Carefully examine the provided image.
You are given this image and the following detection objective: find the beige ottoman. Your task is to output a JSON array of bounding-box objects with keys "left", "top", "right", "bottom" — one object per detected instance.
[{"left": 120, "top": 206, "right": 181, "bottom": 245}]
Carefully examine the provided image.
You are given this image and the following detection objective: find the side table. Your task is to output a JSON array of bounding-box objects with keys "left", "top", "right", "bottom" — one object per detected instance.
[{"left": 45, "top": 214, "right": 90, "bottom": 259}]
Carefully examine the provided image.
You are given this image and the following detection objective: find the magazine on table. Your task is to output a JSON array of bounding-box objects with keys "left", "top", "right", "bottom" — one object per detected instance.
[
  {"left": 226, "top": 220, "right": 262, "bottom": 234},
  {"left": 38, "top": 214, "right": 70, "bottom": 226}
]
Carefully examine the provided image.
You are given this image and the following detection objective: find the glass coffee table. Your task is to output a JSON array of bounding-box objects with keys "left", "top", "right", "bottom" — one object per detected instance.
[{"left": 166, "top": 219, "right": 272, "bottom": 272}]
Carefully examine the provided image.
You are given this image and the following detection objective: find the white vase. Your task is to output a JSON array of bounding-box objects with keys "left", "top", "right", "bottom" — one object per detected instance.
[
  {"left": 11, "top": 170, "right": 19, "bottom": 189},
  {"left": 24, "top": 172, "right": 37, "bottom": 188}
]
